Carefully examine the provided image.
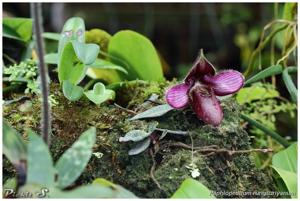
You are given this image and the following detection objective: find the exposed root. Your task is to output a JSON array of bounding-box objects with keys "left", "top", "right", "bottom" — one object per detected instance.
[
  {"left": 163, "top": 142, "right": 273, "bottom": 156},
  {"left": 149, "top": 149, "right": 163, "bottom": 191}
]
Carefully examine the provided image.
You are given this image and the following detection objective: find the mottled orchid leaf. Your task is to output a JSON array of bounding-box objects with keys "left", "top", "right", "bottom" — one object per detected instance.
[
  {"left": 27, "top": 130, "right": 56, "bottom": 186},
  {"left": 130, "top": 104, "right": 174, "bottom": 121},
  {"left": 55, "top": 127, "right": 96, "bottom": 189},
  {"left": 128, "top": 138, "right": 151, "bottom": 155},
  {"left": 203, "top": 70, "right": 244, "bottom": 96},
  {"left": 119, "top": 130, "right": 151, "bottom": 142},
  {"left": 165, "top": 83, "right": 189, "bottom": 109}
]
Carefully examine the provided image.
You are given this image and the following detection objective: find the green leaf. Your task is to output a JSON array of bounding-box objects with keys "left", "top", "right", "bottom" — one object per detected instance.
[
  {"left": 62, "top": 80, "right": 84, "bottom": 101},
  {"left": 58, "top": 42, "right": 77, "bottom": 83},
  {"left": 47, "top": 184, "right": 137, "bottom": 198},
  {"left": 3, "top": 121, "right": 27, "bottom": 167},
  {"left": 84, "top": 82, "right": 115, "bottom": 105},
  {"left": 58, "top": 17, "right": 85, "bottom": 58},
  {"left": 245, "top": 65, "right": 283, "bottom": 86},
  {"left": 27, "top": 130, "right": 56, "bottom": 186},
  {"left": 92, "top": 178, "right": 137, "bottom": 198},
  {"left": 282, "top": 67, "right": 297, "bottom": 103},
  {"left": 119, "top": 130, "right": 151, "bottom": 142},
  {"left": 282, "top": 3, "right": 297, "bottom": 20},
  {"left": 3, "top": 18, "right": 32, "bottom": 42},
  {"left": 171, "top": 178, "right": 215, "bottom": 198},
  {"left": 55, "top": 127, "right": 96, "bottom": 189},
  {"left": 130, "top": 104, "right": 174, "bottom": 121},
  {"left": 68, "top": 62, "right": 87, "bottom": 84},
  {"left": 236, "top": 83, "right": 279, "bottom": 104},
  {"left": 3, "top": 24, "right": 22, "bottom": 41},
  {"left": 272, "top": 142, "right": 297, "bottom": 174},
  {"left": 44, "top": 53, "right": 58, "bottom": 64},
  {"left": 128, "top": 138, "right": 151, "bottom": 155},
  {"left": 72, "top": 41, "right": 100, "bottom": 65},
  {"left": 108, "top": 30, "right": 164, "bottom": 81},
  {"left": 272, "top": 143, "right": 297, "bottom": 198},
  {"left": 87, "top": 58, "right": 128, "bottom": 74},
  {"left": 43, "top": 32, "right": 60, "bottom": 41}
]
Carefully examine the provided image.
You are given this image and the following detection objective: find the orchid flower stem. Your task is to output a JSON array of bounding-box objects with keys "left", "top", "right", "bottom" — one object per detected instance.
[
  {"left": 31, "top": 3, "right": 51, "bottom": 146},
  {"left": 241, "top": 114, "right": 290, "bottom": 148}
]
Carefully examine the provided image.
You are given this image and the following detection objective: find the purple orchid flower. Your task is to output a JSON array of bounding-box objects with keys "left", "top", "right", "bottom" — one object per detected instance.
[{"left": 165, "top": 50, "right": 244, "bottom": 126}]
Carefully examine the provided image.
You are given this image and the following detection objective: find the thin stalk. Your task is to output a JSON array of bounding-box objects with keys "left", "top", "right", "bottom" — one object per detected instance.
[
  {"left": 241, "top": 114, "right": 290, "bottom": 148},
  {"left": 244, "top": 23, "right": 289, "bottom": 78},
  {"left": 270, "top": 3, "right": 278, "bottom": 85},
  {"left": 30, "top": 3, "right": 51, "bottom": 145}
]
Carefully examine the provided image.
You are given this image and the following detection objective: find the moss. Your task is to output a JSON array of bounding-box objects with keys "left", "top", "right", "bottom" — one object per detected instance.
[{"left": 3, "top": 81, "right": 277, "bottom": 198}]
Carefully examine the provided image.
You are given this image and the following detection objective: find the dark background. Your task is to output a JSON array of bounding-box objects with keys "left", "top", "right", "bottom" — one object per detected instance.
[{"left": 3, "top": 3, "right": 274, "bottom": 78}]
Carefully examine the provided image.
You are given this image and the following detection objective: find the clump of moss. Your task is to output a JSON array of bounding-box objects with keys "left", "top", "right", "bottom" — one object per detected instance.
[{"left": 3, "top": 80, "right": 277, "bottom": 198}]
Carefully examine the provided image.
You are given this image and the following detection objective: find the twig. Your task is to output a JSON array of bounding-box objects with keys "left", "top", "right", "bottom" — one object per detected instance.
[
  {"left": 149, "top": 149, "right": 162, "bottom": 190},
  {"left": 114, "top": 103, "right": 137, "bottom": 115},
  {"left": 31, "top": 3, "right": 51, "bottom": 145}
]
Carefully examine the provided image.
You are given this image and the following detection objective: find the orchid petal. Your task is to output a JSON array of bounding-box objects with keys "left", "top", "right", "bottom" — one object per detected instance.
[
  {"left": 203, "top": 70, "right": 244, "bottom": 96},
  {"left": 166, "top": 83, "right": 190, "bottom": 109},
  {"left": 184, "top": 50, "right": 215, "bottom": 85},
  {"left": 189, "top": 82, "right": 223, "bottom": 126}
]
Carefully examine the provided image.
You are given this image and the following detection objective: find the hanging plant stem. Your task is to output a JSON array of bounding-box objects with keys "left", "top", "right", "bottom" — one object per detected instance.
[
  {"left": 30, "top": 3, "right": 51, "bottom": 145},
  {"left": 241, "top": 114, "right": 290, "bottom": 148}
]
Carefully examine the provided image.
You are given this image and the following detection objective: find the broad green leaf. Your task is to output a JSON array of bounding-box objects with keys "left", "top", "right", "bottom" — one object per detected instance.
[
  {"left": 3, "top": 18, "right": 32, "bottom": 42},
  {"left": 43, "top": 32, "right": 60, "bottom": 41},
  {"left": 55, "top": 127, "right": 96, "bottom": 189},
  {"left": 272, "top": 143, "right": 297, "bottom": 198},
  {"left": 282, "top": 67, "right": 297, "bottom": 103},
  {"left": 128, "top": 137, "right": 151, "bottom": 155},
  {"left": 108, "top": 30, "right": 164, "bottom": 81},
  {"left": 84, "top": 82, "right": 115, "bottom": 105},
  {"left": 3, "top": 24, "right": 22, "bottom": 41},
  {"left": 58, "top": 42, "right": 77, "bottom": 83},
  {"left": 68, "top": 62, "right": 87, "bottom": 85},
  {"left": 282, "top": 3, "right": 297, "bottom": 20},
  {"left": 3, "top": 121, "right": 27, "bottom": 166},
  {"left": 58, "top": 17, "right": 85, "bottom": 58},
  {"left": 47, "top": 184, "right": 137, "bottom": 198},
  {"left": 93, "top": 178, "right": 137, "bottom": 198},
  {"left": 272, "top": 168, "right": 297, "bottom": 198},
  {"left": 272, "top": 142, "right": 297, "bottom": 174},
  {"left": 171, "top": 178, "right": 215, "bottom": 198},
  {"left": 87, "top": 58, "right": 128, "bottom": 74},
  {"left": 62, "top": 80, "right": 84, "bottom": 101},
  {"left": 119, "top": 130, "right": 151, "bottom": 142},
  {"left": 27, "top": 130, "right": 55, "bottom": 186},
  {"left": 130, "top": 104, "right": 174, "bottom": 120},
  {"left": 72, "top": 41, "right": 99, "bottom": 65},
  {"left": 236, "top": 83, "right": 279, "bottom": 104},
  {"left": 245, "top": 65, "right": 283, "bottom": 86},
  {"left": 44, "top": 53, "right": 58, "bottom": 64}
]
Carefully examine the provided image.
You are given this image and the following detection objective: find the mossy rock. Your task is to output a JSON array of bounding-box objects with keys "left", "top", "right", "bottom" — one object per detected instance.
[{"left": 3, "top": 80, "right": 277, "bottom": 198}]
